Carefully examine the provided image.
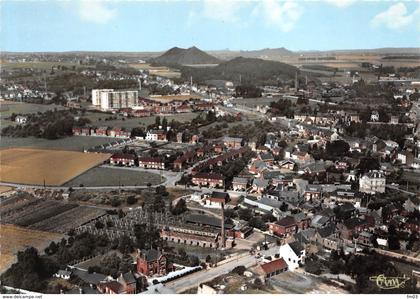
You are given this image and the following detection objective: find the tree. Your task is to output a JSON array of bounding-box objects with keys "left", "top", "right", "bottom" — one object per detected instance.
[
  {"left": 188, "top": 255, "right": 200, "bottom": 267},
  {"left": 326, "top": 140, "right": 350, "bottom": 157},
  {"left": 357, "top": 157, "right": 380, "bottom": 173},
  {"left": 126, "top": 196, "right": 137, "bottom": 205},
  {"left": 155, "top": 116, "right": 161, "bottom": 127},
  {"left": 171, "top": 198, "right": 187, "bottom": 215},
  {"left": 162, "top": 117, "right": 168, "bottom": 129},
  {"left": 232, "top": 265, "right": 246, "bottom": 275},
  {"left": 387, "top": 224, "right": 401, "bottom": 250}
]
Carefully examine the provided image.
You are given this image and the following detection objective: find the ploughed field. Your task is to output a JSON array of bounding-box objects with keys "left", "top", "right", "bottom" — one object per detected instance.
[
  {"left": 0, "top": 148, "right": 111, "bottom": 186},
  {"left": 0, "top": 197, "right": 106, "bottom": 233}
]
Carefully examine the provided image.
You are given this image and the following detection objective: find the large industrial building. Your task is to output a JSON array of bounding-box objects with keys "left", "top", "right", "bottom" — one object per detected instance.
[{"left": 91, "top": 89, "right": 139, "bottom": 110}]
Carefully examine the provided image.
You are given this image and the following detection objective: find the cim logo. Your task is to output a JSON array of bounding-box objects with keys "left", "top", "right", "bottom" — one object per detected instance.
[{"left": 369, "top": 274, "right": 410, "bottom": 289}]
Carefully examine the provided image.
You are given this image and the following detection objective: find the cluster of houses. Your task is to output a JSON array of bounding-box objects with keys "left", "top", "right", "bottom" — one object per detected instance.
[{"left": 73, "top": 126, "right": 132, "bottom": 138}]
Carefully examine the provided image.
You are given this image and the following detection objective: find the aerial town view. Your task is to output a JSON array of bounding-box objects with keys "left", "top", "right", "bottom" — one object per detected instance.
[{"left": 0, "top": 0, "right": 419, "bottom": 297}]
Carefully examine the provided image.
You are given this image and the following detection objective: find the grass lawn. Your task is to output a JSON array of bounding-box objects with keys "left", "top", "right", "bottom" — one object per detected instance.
[{"left": 64, "top": 166, "right": 163, "bottom": 187}]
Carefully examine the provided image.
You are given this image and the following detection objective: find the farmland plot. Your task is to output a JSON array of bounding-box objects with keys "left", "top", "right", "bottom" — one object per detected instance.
[
  {"left": 0, "top": 148, "right": 111, "bottom": 185},
  {"left": 0, "top": 198, "right": 106, "bottom": 233}
]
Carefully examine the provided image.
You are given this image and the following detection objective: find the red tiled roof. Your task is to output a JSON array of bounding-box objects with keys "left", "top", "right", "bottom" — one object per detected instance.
[
  {"left": 260, "top": 258, "right": 288, "bottom": 274},
  {"left": 139, "top": 157, "right": 163, "bottom": 163},
  {"left": 111, "top": 153, "right": 136, "bottom": 160},
  {"left": 193, "top": 173, "right": 224, "bottom": 180},
  {"left": 276, "top": 216, "right": 297, "bottom": 227}
]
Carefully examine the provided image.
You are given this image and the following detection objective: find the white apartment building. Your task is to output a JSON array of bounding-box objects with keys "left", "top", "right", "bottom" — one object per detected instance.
[
  {"left": 92, "top": 89, "right": 113, "bottom": 106},
  {"left": 359, "top": 170, "right": 386, "bottom": 194},
  {"left": 91, "top": 89, "right": 138, "bottom": 110}
]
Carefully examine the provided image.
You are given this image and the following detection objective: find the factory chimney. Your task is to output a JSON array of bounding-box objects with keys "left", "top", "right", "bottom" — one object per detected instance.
[
  {"left": 295, "top": 71, "right": 299, "bottom": 91},
  {"left": 221, "top": 203, "right": 225, "bottom": 248}
]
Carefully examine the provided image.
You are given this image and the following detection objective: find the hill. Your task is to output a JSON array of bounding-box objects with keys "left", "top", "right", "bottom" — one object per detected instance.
[
  {"left": 179, "top": 57, "right": 300, "bottom": 85},
  {"left": 151, "top": 46, "right": 221, "bottom": 65}
]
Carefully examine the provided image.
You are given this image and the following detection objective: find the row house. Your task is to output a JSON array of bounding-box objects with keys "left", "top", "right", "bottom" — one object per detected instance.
[
  {"left": 192, "top": 173, "right": 224, "bottom": 188},
  {"left": 132, "top": 109, "right": 152, "bottom": 117},
  {"left": 110, "top": 153, "right": 136, "bottom": 167},
  {"left": 72, "top": 126, "right": 92, "bottom": 136},
  {"left": 154, "top": 105, "right": 173, "bottom": 114},
  {"left": 138, "top": 157, "right": 165, "bottom": 170},
  {"left": 108, "top": 127, "right": 131, "bottom": 138},
  {"left": 176, "top": 104, "right": 192, "bottom": 113},
  {"left": 95, "top": 126, "right": 109, "bottom": 137}
]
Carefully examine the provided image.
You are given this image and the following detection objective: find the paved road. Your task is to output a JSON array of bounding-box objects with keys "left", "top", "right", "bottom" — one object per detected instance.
[
  {"left": 164, "top": 253, "right": 257, "bottom": 293},
  {"left": 164, "top": 245, "right": 279, "bottom": 293},
  {"left": 386, "top": 184, "right": 417, "bottom": 196}
]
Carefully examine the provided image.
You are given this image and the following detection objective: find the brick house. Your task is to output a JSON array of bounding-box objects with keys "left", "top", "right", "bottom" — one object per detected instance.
[
  {"left": 269, "top": 216, "right": 298, "bottom": 237},
  {"left": 138, "top": 157, "right": 165, "bottom": 170},
  {"left": 192, "top": 173, "right": 224, "bottom": 188},
  {"left": 94, "top": 126, "right": 109, "bottom": 136},
  {"left": 338, "top": 217, "right": 369, "bottom": 240},
  {"left": 110, "top": 153, "right": 136, "bottom": 167},
  {"left": 136, "top": 249, "right": 167, "bottom": 277}
]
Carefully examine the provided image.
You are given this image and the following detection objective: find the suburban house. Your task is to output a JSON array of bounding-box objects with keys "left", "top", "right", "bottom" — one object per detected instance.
[
  {"left": 269, "top": 216, "right": 298, "bottom": 237},
  {"left": 279, "top": 241, "right": 306, "bottom": 271},
  {"left": 138, "top": 157, "right": 165, "bottom": 170},
  {"left": 232, "top": 177, "right": 249, "bottom": 191},
  {"left": 204, "top": 191, "right": 230, "bottom": 208},
  {"left": 223, "top": 136, "right": 242, "bottom": 149},
  {"left": 15, "top": 115, "right": 28, "bottom": 124},
  {"left": 136, "top": 249, "right": 167, "bottom": 277},
  {"left": 304, "top": 185, "right": 322, "bottom": 201},
  {"left": 252, "top": 178, "right": 270, "bottom": 193},
  {"left": 145, "top": 129, "right": 167, "bottom": 141},
  {"left": 192, "top": 173, "right": 224, "bottom": 188},
  {"left": 110, "top": 153, "right": 136, "bottom": 167}
]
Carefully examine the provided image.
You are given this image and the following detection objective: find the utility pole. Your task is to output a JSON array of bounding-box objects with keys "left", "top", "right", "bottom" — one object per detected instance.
[
  {"left": 44, "top": 73, "right": 47, "bottom": 93},
  {"left": 221, "top": 203, "right": 225, "bottom": 249}
]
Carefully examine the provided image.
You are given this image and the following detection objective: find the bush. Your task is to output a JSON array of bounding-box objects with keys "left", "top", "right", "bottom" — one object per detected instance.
[
  {"left": 126, "top": 196, "right": 137, "bottom": 205},
  {"left": 232, "top": 266, "right": 246, "bottom": 275}
]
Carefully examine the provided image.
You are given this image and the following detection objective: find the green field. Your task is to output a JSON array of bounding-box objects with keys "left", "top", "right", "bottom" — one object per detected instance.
[
  {"left": 85, "top": 111, "right": 202, "bottom": 129},
  {"left": 0, "top": 136, "right": 118, "bottom": 151},
  {"left": 1, "top": 61, "right": 90, "bottom": 70},
  {"left": 0, "top": 102, "right": 67, "bottom": 129},
  {"left": 64, "top": 166, "right": 163, "bottom": 187}
]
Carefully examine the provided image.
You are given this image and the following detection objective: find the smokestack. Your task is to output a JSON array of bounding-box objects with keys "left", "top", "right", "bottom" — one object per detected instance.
[
  {"left": 295, "top": 72, "right": 298, "bottom": 91},
  {"left": 221, "top": 203, "right": 225, "bottom": 248}
]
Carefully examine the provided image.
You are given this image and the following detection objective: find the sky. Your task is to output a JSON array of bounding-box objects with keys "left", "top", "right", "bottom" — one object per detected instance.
[{"left": 1, "top": 0, "right": 420, "bottom": 52}]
